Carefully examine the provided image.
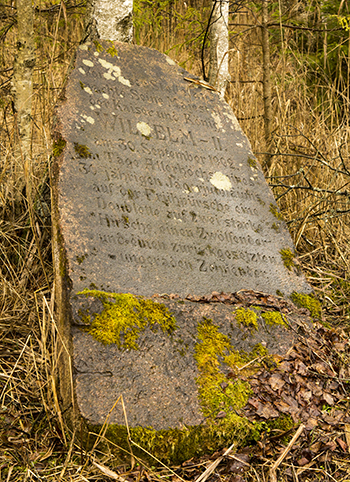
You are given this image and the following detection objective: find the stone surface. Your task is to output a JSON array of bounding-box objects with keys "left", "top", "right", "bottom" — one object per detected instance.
[
  {"left": 55, "top": 41, "right": 309, "bottom": 299},
  {"left": 72, "top": 292, "right": 297, "bottom": 428},
  {"left": 52, "top": 41, "right": 312, "bottom": 435}
]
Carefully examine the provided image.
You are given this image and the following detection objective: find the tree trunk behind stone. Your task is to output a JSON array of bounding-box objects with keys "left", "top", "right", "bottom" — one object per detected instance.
[
  {"left": 84, "top": 0, "right": 133, "bottom": 42},
  {"left": 208, "top": 0, "right": 230, "bottom": 97},
  {"left": 12, "top": 0, "right": 35, "bottom": 184},
  {"left": 261, "top": 0, "right": 273, "bottom": 169}
]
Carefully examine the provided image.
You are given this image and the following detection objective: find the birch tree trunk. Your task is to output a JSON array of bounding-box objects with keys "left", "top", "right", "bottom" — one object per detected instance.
[
  {"left": 261, "top": 0, "right": 273, "bottom": 169},
  {"left": 12, "top": 0, "right": 35, "bottom": 167},
  {"left": 208, "top": 0, "right": 230, "bottom": 97},
  {"left": 85, "top": 0, "right": 133, "bottom": 42}
]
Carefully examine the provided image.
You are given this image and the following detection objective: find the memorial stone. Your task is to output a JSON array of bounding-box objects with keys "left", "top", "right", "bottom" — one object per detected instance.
[{"left": 52, "top": 41, "right": 312, "bottom": 462}]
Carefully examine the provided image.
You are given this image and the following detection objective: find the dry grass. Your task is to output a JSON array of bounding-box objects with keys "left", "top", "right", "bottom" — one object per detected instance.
[{"left": 1, "top": 0, "right": 350, "bottom": 480}]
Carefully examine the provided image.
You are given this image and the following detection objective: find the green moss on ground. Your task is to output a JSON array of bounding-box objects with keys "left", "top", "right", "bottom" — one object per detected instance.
[
  {"left": 77, "top": 289, "right": 177, "bottom": 348},
  {"left": 291, "top": 292, "right": 322, "bottom": 319}
]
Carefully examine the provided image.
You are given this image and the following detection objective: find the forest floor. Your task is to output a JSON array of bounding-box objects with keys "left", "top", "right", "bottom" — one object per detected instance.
[{"left": 1, "top": 211, "right": 350, "bottom": 481}]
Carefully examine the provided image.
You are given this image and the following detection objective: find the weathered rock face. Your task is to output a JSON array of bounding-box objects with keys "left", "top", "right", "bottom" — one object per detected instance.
[{"left": 52, "top": 41, "right": 312, "bottom": 461}]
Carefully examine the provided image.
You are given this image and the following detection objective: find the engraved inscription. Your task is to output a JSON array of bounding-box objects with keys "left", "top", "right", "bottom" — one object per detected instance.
[{"left": 57, "top": 41, "right": 309, "bottom": 297}]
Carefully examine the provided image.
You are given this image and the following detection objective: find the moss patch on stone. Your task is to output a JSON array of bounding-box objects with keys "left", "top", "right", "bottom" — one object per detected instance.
[
  {"left": 291, "top": 292, "right": 322, "bottom": 319},
  {"left": 77, "top": 289, "right": 177, "bottom": 348},
  {"left": 52, "top": 138, "right": 66, "bottom": 157},
  {"left": 261, "top": 311, "right": 287, "bottom": 327},
  {"left": 89, "top": 416, "right": 260, "bottom": 465},
  {"left": 280, "top": 248, "right": 295, "bottom": 270},
  {"left": 270, "top": 203, "right": 284, "bottom": 221},
  {"left": 247, "top": 157, "right": 257, "bottom": 169},
  {"left": 86, "top": 316, "right": 296, "bottom": 464},
  {"left": 235, "top": 307, "right": 258, "bottom": 332},
  {"left": 194, "top": 318, "right": 252, "bottom": 418},
  {"left": 74, "top": 143, "right": 92, "bottom": 159}
]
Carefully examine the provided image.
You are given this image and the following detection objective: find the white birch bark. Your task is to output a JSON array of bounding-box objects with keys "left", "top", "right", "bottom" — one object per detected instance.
[
  {"left": 208, "top": 0, "right": 230, "bottom": 96},
  {"left": 85, "top": 0, "right": 133, "bottom": 42}
]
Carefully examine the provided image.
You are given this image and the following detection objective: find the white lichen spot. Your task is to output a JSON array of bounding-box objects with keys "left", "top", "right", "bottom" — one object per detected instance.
[
  {"left": 199, "top": 177, "right": 205, "bottom": 182},
  {"left": 137, "top": 122, "right": 151, "bottom": 137},
  {"left": 239, "top": 163, "right": 243, "bottom": 167},
  {"left": 192, "top": 186, "right": 199, "bottom": 193},
  {"left": 98, "top": 58, "right": 115, "bottom": 70},
  {"left": 79, "top": 68, "right": 86, "bottom": 75},
  {"left": 79, "top": 44, "right": 88, "bottom": 51},
  {"left": 103, "top": 72, "right": 115, "bottom": 80},
  {"left": 211, "top": 112, "right": 223, "bottom": 130},
  {"left": 210, "top": 172, "right": 232, "bottom": 191},
  {"left": 94, "top": 51, "right": 99, "bottom": 56},
  {"left": 166, "top": 57, "right": 176, "bottom": 65},
  {"left": 102, "top": 93, "right": 109, "bottom": 99},
  {"left": 84, "top": 86, "right": 93, "bottom": 95},
  {"left": 82, "top": 59, "right": 94, "bottom": 67},
  {"left": 89, "top": 106, "right": 95, "bottom": 110},
  {"left": 118, "top": 76, "right": 131, "bottom": 87},
  {"left": 95, "top": 104, "right": 101, "bottom": 109},
  {"left": 223, "top": 110, "right": 240, "bottom": 130},
  {"left": 81, "top": 114, "right": 95, "bottom": 124},
  {"left": 236, "top": 142, "right": 243, "bottom": 147},
  {"left": 250, "top": 177, "right": 254, "bottom": 181}
]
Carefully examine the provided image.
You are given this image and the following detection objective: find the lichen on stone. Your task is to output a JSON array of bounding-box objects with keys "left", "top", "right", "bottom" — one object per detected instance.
[{"left": 77, "top": 289, "right": 177, "bottom": 348}]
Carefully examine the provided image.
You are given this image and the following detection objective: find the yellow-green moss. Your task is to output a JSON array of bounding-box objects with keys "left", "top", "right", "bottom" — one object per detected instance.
[
  {"left": 78, "top": 289, "right": 177, "bottom": 349},
  {"left": 74, "top": 143, "right": 91, "bottom": 158},
  {"left": 93, "top": 40, "right": 118, "bottom": 56},
  {"left": 270, "top": 203, "right": 284, "bottom": 221},
  {"left": 271, "top": 222, "right": 280, "bottom": 232},
  {"left": 106, "top": 45, "right": 118, "bottom": 57},
  {"left": 93, "top": 40, "right": 104, "bottom": 53},
  {"left": 194, "top": 318, "right": 252, "bottom": 418},
  {"left": 89, "top": 416, "right": 260, "bottom": 465},
  {"left": 86, "top": 318, "right": 292, "bottom": 464},
  {"left": 247, "top": 157, "right": 257, "bottom": 168},
  {"left": 235, "top": 307, "right": 258, "bottom": 332},
  {"left": 280, "top": 248, "right": 295, "bottom": 270},
  {"left": 291, "top": 292, "right": 322, "bottom": 319},
  {"left": 261, "top": 311, "right": 287, "bottom": 327},
  {"left": 52, "top": 138, "right": 66, "bottom": 157}
]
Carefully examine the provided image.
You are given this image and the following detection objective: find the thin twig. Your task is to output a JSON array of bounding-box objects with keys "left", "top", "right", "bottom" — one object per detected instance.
[{"left": 269, "top": 424, "right": 305, "bottom": 482}]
